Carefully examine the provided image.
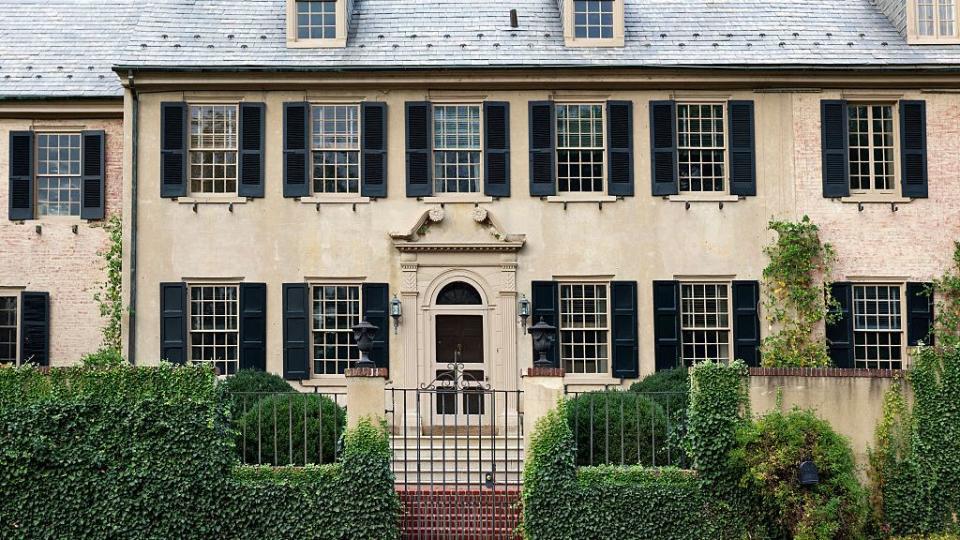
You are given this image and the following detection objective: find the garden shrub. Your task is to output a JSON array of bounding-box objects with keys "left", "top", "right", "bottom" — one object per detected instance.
[
  {"left": 629, "top": 366, "right": 690, "bottom": 418},
  {"left": 734, "top": 408, "right": 869, "bottom": 540},
  {"left": 80, "top": 347, "right": 126, "bottom": 368},
  {"left": 565, "top": 390, "right": 673, "bottom": 466},
  {"left": 235, "top": 392, "right": 346, "bottom": 465},
  {"left": 219, "top": 368, "right": 294, "bottom": 416}
]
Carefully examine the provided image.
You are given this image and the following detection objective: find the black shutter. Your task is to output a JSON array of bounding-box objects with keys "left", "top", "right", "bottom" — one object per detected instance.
[
  {"left": 650, "top": 100, "right": 678, "bottom": 196},
  {"left": 239, "top": 102, "right": 265, "bottom": 198},
  {"left": 160, "top": 283, "right": 187, "bottom": 365},
  {"left": 732, "top": 281, "right": 761, "bottom": 367},
  {"left": 239, "top": 283, "right": 267, "bottom": 372},
  {"left": 283, "top": 102, "right": 310, "bottom": 198},
  {"left": 80, "top": 130, "right": 106, "bottom": 220},
  {"left": 484, "top": 101, "right": 511, "bottom": 198},
  {"left": 728, "top": 101, "right": 757, "bottom": 197},
  {"left": 19, "top": 292, "right": 49, "bottom": 367},
  {"left": 160, "top": 102, "right": 188, "bottom": 198},
  {"left": 405, "top": 102, "right": 432, "bottom": 197},
  {"left": 362, "top": 283, "right": 390, "bottom": 370},
  {"left": 607, "top": 101, "right": 634, "bottom": 197},
  {"left": 282, "top": 283, "right": 310, "bottom": 380},
  {"left": 906, "top": 282, "right": 934, "bottom": 346},
  {"left": 8, "top": 131, "right": 33, "bottom": 220},
  {"left": 611, "top": 281, "right": 639, "bottom": 379},
  {"left": 528, "top": 101, "right": 556, "bottom": 197},
  {"left": 531, "top": 281, "right": 559, "bottom": 368},
  {"left": 821, "top": 100, "right": 850, "bottom": 198},
  {"left": 826, "top": 282, "right": 854, "bottom": 368},
  {"left": 361, "top": 102, "right": 388, "bottom": 198},
  {"left": 653, "top": 281, "right": 681, "bottom": 371},
  {"left": 900, "top": 100, "right": 928, "bottom": 199}
]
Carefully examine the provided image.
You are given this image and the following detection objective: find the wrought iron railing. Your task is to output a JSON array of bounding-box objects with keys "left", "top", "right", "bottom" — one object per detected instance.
[{"left": 227, "top": 390, "right": 346, "bottom": 466}]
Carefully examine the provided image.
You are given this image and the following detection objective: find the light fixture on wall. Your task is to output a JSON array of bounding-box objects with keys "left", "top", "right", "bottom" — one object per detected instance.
[
  {"left": 517, "top": 294, "right": 531, "bottom": 333},
  {"left": 390, "top": 294, "right": 402, "bottom": 334}
]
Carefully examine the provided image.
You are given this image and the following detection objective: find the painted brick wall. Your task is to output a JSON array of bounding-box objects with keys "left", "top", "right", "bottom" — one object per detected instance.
[{"left": 0, "top": 118, "right": 123, "bottom": 366}]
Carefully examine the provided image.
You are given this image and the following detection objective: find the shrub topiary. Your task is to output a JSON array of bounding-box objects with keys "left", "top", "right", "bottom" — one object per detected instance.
[
  {"left": 565, "top": 390, "right": 673, "bottom": 467},
  {"left": 628, "top": 366, "right": 690, "bottom": 417},
  {"left": 235, "top": 393, "right": 346, "bottom": 465},
  {"left": 219, "top": 369, "right": 294, "bottom": 417}
]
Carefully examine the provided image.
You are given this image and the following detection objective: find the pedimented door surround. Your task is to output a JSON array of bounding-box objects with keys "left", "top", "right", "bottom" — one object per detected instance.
[{"left": 390, "top": 206, "right": 525, "bottom": 393}]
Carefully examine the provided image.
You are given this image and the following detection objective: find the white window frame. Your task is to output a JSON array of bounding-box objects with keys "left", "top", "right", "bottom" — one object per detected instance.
[
  {"left": 187, "top": 283, "right": 240, "bottom": 376},
  {"left": 908, "top": 0, "right": 960, "bottom": 43},
  {"left": 558, "top": 281, "right": 612, "bottom": 377},
  {"left": 679, "top": 281, "right": 733, "bottom": 367},
  {"left": 432, "top": 103, "right": 484, "bottom": 195},
  {"left": 0, "top": 293, "right": 19, "bottom": 366},
  {"left": 309, "top": 282, "right": 363, "bottom": 378},
  {"left": 555, "top": 102, "right": 607, "bottom": 195},
  {"left": 187, "top": 103, "right": 239, "bottom": 198},
  {"left": 851, "top": 282, "right": 906, "bottom": 370},
  {"left": 310, "top": 103, "right": 362, "bottom": 197},
  {"left": 35, "top": 131, "right": 83, "bottom": 218},
  {"left": 676, "top": 102, "right": 729, "bottom": 196},
  {"left": 286, "top": 0, "right": 348, "bottom": 48},
  {"left": 563, "top": 0, "right": 625, "bottom": 47},
  {"left": 847, "top": 102, "right": 900, "bottom": 197}
]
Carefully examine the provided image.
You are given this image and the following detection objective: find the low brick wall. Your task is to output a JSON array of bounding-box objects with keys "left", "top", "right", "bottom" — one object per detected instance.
[{"left": 748, "top": 368, "right": 905, "bottom": 467}]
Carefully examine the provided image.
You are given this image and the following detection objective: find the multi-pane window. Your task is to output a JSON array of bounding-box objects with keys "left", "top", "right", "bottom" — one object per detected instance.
[
  {"left": 848, "top": 104, "right": 896, "bottom": 193},
  {"left": 189, "top": 105, "right": 238, "bottom": 195},
  {"left": 0, "top": 296, "right": 16, "bottom": 365},
  {"left": 36, "top": 133, "right": 82, "bottom": 216},
  {"left": 853, "top": 285, "right": 904, "bottom": 370},
  {"left": 556, "top": 104, "right": 604, "bottom": 193},
  {"left": 680, "top": 283, "right": 731, "bottom": 366},
  {"left": 573, "top": 0, "right": 614, "bottom": 39},
  {"left": 189, "top": 285, "right": 239, "bottom": 375},
  {"left": 297, "top": 0, "right": 337, "bottom": 40},
  {"left": 311, "top": 105, "right": 360, "bottom": 194},
  {"left": 312, "top": 285, "right": 361, "bottom": 375},
  {"left": 678, "top": 104, "right": 726, "bottom": 193},
  {"left": 559, "top": 283, "right": 609, "bottom": 374},
  {"left": 433, "top": 105, "right": 482, "bottom": 193},
  {"left": 917, "top": 0, "right": 957, "bottom": 37}
]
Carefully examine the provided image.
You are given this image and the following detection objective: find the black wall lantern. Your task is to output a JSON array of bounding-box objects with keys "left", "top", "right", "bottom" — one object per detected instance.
[
  {"left": 799, "top": 460, "right": 819, "bottom": 486},
  {"left": 390, "top": 295, "right": 402, "bottom": 334},
  {"left": 352, "top": 319, "right": 379, "bottom": 369},
  {"left": 528, "top": 317, "right": 557, "bottom": 368},
  {"left": 517, "top": 294, "right": 531, "bottom": 333}
]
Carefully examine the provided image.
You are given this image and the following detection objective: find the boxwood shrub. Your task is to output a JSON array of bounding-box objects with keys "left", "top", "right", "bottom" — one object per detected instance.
[
  {"left": 235, "top": 392, "right": 346, "bottom": 466},
  {"left": 565, "top": 390, "right": 672, "bottom": 467}
]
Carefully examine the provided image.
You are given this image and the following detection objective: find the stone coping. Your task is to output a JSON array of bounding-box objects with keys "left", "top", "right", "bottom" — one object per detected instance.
[
  {"left": 526, "top": 367, "right": 566, "bottom": 378},
  {"left": 345, "top": 367, "right": 389, "bottom": 378},
  {"left": 749, "top": 367, "right": 903, "bottom": 379}
]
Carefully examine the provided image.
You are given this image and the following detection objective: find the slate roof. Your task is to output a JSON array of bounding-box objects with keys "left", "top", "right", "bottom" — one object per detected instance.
[{"left": 0, "top": 0, "right": 137, "bottom": 99}]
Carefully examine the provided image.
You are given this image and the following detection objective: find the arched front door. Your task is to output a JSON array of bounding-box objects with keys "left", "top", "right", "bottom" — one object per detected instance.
[{"left": 430, "top": 281, "right": 488, "bottom": 423}]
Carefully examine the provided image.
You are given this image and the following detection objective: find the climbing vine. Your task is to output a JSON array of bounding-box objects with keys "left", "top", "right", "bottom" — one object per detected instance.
[
  {"left": 94, "top": 215, "right": 123, "bottom": 354},
  {"left": 760, "top": 216, "right": 838, "bottom": 367},
  {"left": 931, "top": 241, "right": 960, "bottom": 348}
]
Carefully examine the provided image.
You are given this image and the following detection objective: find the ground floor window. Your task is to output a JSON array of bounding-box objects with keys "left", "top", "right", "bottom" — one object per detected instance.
[
  {"left": 680, "top": 282, "right": 731, "bottom": 366},
  {"left": 853, "top": 284, "right": 903, "bottom": 370},
  {"left": 189, "top": 284, "right": 239, "bottom": 375},
  {"left": 0, "top": 296, "right": 16, "bottom": 365},
  {"left": 312, "top": 284, "right": 361, "bottom": 375},
  {"left": 559, "top": 283, "right": 609, "bottom": 374}
]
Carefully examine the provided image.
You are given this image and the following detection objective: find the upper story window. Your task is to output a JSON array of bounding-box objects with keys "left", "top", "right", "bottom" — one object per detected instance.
[
  {"left": 297, "top": 0, "right": 337, "bottom": 39},
  {"left": 559, "top": 282, "right": 609, "bottom": 375},
  {"left": 0, "top": 295, "right": 17, "bottom": 366},
  {"left": 556, "top": 103, "right": 605, "bottom": 193},
  {"left": 434, "top": 105, "right": 482, "bottom": 193},
  {"left": 853, "top": 284, "right": 904, "bottom": 370},
  {"left": 189, "top": 284, "right": 239, "bottom": 375},
  {"left": 36, "top": 133, "right": 82, "bottom": 216},
  {"left": 917, "top": 0, "right": 957, "bottom": 37},
  {"left": 189, "top": 105, "right": 238, "bottom": 196},
  {"left": 677, "top": 103, "right": 727, "bottom": 194},
  {"left": 574, "top": 0, "right": 614, "bottom": 38},
  {"left": 848, "top": 104, "right": 896, "bottom": 194},
  {"left": 311, "top": 105, "right": 360, "bottom": 194},
  {"left": 680, "top": 282, "right": 732, "bottom": 366}
]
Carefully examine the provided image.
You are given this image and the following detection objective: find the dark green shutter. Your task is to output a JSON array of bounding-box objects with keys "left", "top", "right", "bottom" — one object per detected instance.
[
  {"left": 239, "top": 283, "right": 267, "bottom": 372},
  {"left": 821, "top": 100, "right": 850, "bottom": 198},
  {"left": 531, "top": 281, "right": 559, "bottom": 368},
  {"left": 19, "top": 292, "right": 49, "bottom": 367},
  {"left": 611, "top": 281, "right": 639, "bottom": 378},
  {"left": 826, "top": 282, "right": 854, "bottom": 368},
  {"left": 900, "top": 100, "right": 928, "bottom": 198},
  {"left": 362, "top": 283, "right": 390, "bottom": 370},
  {"left": 732, "top": 281, "right": 761, "bottom": 367},
  {"left": 607, "top": 101, "right": 634, "bottom": 197},
  {"left": 283, "top": 102, "right": 309, "bottom": 198},
  {"left": 484, "top": 101, "right": 511, "bottom": 198},
  {"left": 906, "top": 282, "right": 934, "bottom": 346},
  {"left": 728, "top": 101, "right": 756, "bottom": 197},
  {"left": 650, "top": 100, "right": 678, "bottom": 196},
  {"left": 239, "top": 102, "right": 265, "bottom": 198},
  {"left": 653, "top": 281, "right": 681, "bottom": 371},
  {"left": 160, "top": 102, "right": 188, "bottom": 198},
  {"left": 361, "top": 102, "right": 388, "bottom": 198},
  {"left": 405, "top": 102, "right": 432, "bottom": 197},
  {"left": 160, "top": 283, "right": 187, "bottom": 365},
  {"left": 80, "top": 130, "right": 106, "bottom": 220},
  {"left": 282, "top": 283, "right": 309, "bottom": 380},
  {"left": 8, "top": 131, "right": 34, "bottom": 220},
  {"left": 528, "top": 101, "right": 556, "bottom": 196}
]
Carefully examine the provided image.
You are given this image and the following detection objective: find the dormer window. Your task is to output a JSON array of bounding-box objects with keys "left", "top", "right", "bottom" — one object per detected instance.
[
  {"left": 561, "top": 0, "right": 623, "bottom": 47},
  {"left": 909, "top": 0, "right": 960, "bottom": 42},
  {"left": 287, "top": 0, "right": 348, "bottom": 48}
]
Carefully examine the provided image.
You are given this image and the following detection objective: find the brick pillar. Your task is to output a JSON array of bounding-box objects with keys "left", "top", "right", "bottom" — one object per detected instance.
[
  {"left": 521, "top": 367, "right": 565, "bottom": 454},
  {"left": 345, "top": 367, "right": 388, "bottom": 429}
]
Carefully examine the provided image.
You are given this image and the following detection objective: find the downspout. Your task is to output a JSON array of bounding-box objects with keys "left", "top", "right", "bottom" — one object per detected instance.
[{"left": 126, "top": 70, "right": 139, "bottom": 365}]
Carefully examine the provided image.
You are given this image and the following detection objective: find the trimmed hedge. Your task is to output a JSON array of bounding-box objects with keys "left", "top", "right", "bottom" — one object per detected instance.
[
  {"left": 235, "top": 393, "right": 346, "bottom": 466},
  {"left": 220, "top": 368, "right": 295, "bottom": 417},
  {"left": 565, "top": 390, "right": 670, "bottom": 466},
  {"left": 0, "top": 364, "right": 399, "bottom": 540}
]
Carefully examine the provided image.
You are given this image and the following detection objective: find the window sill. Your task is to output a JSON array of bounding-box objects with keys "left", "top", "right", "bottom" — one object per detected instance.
[
  {"left": 839, "top": 195, "right": 912, "bottom": 205},
  {"left": 667, "top": 194, "right": 742, "bottom": 203},
  {"left": 299, "top": 196, "right": 371, "bottom": 205},
  {"left": 562, "top": 376, "right": 626, "bottom": 387},
  {"left": 176, "top": 196, "right": 249, "bottom": 205},
  {"left": 545, "top": 195, "right": 619, "bottom": 204},
  {"left": 422, "top": 195, "right": 494, "bottom": 204},
  {"left": 299, "top": 377, "right": 348, "bottom": 389}
]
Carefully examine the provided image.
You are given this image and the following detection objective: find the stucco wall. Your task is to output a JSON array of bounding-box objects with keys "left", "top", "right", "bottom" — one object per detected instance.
[{"left": 0, "top": 117, "right": 123, "bottom": 365}]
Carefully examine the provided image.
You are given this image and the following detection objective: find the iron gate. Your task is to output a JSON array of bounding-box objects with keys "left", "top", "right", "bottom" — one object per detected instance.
[{"left": 386, "top": 363, "right": 524, "bottom": 539}]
